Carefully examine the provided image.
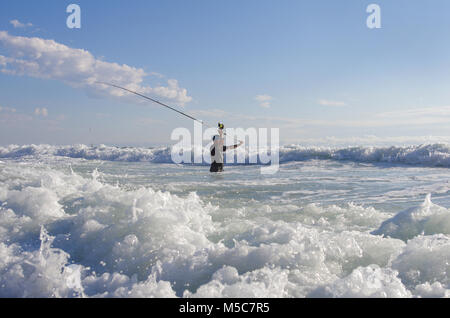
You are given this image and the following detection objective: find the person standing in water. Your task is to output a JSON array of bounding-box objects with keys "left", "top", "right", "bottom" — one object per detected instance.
[{"left": 210, "top": 123, "right": 243, "bottom": 172}]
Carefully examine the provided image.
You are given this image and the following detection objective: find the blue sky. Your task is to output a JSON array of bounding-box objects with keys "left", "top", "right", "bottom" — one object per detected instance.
[{"left": 1, "top": 0, "right": 450, "bottom": 146}]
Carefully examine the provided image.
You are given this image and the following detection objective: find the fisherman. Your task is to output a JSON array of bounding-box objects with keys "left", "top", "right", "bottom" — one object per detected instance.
[{"left": 210, "top": 123, "right": 243, "bottom": 173}]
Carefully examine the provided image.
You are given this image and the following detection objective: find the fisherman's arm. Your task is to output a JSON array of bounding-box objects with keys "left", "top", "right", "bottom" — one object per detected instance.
[{"left": 224, "top": 141, "right": 244, "bottom": 151}]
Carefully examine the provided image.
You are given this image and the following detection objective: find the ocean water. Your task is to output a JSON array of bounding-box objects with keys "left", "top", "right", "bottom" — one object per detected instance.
[{"left": 0, "top": 144, "right": 450, "bottom": 298}]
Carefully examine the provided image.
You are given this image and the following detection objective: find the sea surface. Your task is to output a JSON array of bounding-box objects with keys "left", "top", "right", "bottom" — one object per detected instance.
[{"left": 0, "top": 143, "right": 449, "bottom": 297}]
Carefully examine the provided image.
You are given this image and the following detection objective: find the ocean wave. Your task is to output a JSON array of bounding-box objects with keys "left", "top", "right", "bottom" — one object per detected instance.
[
  {"left": 1, "top": 143, "right": 450, "bottom": 167},
  {"left": 1, "top": 161, "right": 450, "bottom": 297},
  {"left": 279, "top": 143, "right": 450, "bottom": 167}
]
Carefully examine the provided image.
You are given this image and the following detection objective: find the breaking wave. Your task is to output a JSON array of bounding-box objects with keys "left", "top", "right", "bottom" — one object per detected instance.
[
  {"left": 1, "top": 143, "right": 450, "bottom": 167},
  {"left": 1, "top": 160, "right": 450, "bottom": 297}
]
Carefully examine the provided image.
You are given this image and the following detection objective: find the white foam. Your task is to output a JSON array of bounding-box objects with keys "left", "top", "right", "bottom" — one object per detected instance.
[
  {"left": 1, "top": 158, "right": 449, "bottom": 297},
  {"left": 392, "top": 234, "right": 450, "bottom": 289},
  {"left": 308, "top": 265, "right": 411, "bottom": 298},
  {"left": 372, "top": 194, "right": 450, "bottom": 240},
  {"left": 0, "top": 227, "right": 84, "bottom": 297},
  {"left": 413, "top": 282, "right": 450, "bottom": 298},
  {"left": 0, "top": 161, "right": 213, "bottom": 297},
  {"left": 184, "top": 266, "right": 290, "bottom": 298}
]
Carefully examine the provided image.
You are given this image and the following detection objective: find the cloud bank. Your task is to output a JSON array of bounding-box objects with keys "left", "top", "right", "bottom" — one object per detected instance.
[{"left": 0, "top": 31, "right": 192, "bottom": 106}]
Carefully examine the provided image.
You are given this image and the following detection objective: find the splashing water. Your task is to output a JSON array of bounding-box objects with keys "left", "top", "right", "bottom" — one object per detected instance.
[{"left": 0, "top": 144, "right": 449, "bottom": 298}]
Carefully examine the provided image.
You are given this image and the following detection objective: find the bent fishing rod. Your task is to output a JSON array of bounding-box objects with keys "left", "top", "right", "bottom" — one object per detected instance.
[{"left": 96, "top": 82, "right": 239, "bottom": 140}]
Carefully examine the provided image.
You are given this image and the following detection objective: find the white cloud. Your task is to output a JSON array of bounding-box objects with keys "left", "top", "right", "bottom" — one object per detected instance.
[
  {"left": 0, "top": 31, "right": 192, "bottom": 106},
  {"left": 254, "top": 94, "right": 273, "bottom": 108},
  {"left": 149, "top": 71, "right": 165, "bottom": 78},
  {"left": 34, "top": 107, "right": 48, "bottom": 117},
  {"left": 10, "top": 20, "right": 33, "bottom": 28},
  {"left": 318, "top": 99, "right": 347, "bottom": 107}
]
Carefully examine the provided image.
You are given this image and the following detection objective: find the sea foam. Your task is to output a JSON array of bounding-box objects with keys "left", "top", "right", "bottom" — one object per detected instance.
[
  {"left": 372, "top": 194, "right": 450, "bottom": 240},
  {"left": 1, "top": 151, "right": 450, "bottom": 297}
]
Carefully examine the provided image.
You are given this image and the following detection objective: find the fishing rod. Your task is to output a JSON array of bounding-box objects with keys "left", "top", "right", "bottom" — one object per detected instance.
[
  {"left": 96, "top": 81, "right": 210, "bottom": 127},
  {"left": 96, "top": 82, "right": 238, "bottom": 140}
]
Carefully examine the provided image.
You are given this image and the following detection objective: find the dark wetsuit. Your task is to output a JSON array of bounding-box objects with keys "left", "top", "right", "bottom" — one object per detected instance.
[
  {"left": 210, "top": 146, "right": 226, "bottom": 172},
  {"left": 210, "top": 144, "right": 240, "bottom": 172}
]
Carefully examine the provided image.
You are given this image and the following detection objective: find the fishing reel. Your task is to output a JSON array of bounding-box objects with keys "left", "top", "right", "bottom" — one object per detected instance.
[{"left": 218, "top": 123, "right": 225, "bottom": 130}]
